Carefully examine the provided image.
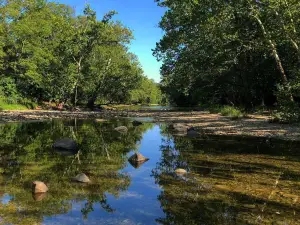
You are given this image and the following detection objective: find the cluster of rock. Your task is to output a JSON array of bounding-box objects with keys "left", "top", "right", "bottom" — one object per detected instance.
[
  {"left": 168, "top": 123, "right": 199, "bottom": 137},
  {"left": 32, "top": 123, "right": 189, "bottom": 200},
  {"left": 114, "top": 120, "right": 144, "bottom": 133}
]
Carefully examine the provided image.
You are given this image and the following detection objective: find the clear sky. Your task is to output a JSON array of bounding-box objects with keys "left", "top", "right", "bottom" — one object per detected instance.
[{"left": 55, "top": 0, "right": 166, "bottom": 82}]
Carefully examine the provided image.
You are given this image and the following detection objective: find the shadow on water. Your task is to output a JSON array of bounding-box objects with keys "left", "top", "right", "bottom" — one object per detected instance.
[
  {"left": 152, "top": 125, "right": 300, "bottom": 225},
  {"left": 0, "top": 120, "right": 300, "bottom": 224}
]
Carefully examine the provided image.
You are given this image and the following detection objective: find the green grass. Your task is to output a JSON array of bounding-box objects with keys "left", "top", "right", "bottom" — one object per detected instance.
[
  {"left": 203, "top": 104, "right": 245, "bottom": 120},
  {"left": 0, "top": 98, "right": 37, "bottom": 111},
  {"left": 220, "top": 106, "right": 244, "bottom": 120}
]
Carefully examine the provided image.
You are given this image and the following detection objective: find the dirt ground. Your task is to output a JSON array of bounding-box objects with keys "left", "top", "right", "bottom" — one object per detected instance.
[{"left": 0, "top": 110, "right": 299, "bottom": 141}]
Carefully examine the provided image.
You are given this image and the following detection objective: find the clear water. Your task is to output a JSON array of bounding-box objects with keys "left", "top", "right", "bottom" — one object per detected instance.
[{"left": 0, "top": 119, "right": 299, "bottom": 225}]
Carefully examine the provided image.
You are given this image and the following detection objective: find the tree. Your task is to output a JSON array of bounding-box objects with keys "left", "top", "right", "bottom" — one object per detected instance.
[{"left": 154, "top": 0, "right": 300, "bottom": 109}]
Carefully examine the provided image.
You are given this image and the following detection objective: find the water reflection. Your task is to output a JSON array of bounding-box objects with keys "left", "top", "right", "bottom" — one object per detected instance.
[
  {"left": 153, "top": 126, "right": 300, "bottom": 225},
  {"left": 0, "top": 120, "right": 299, "bottom": 224},
  {"left": 0, "top": 119, "right": 154, "bottom": 224}
]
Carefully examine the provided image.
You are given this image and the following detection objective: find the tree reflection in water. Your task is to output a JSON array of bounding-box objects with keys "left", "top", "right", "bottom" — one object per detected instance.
[
  {"left": 153, "top": 125, "right": 300, "bottom": 225},
  {"left": 0, "top": 119, "right": 154, "bottom": 224}
]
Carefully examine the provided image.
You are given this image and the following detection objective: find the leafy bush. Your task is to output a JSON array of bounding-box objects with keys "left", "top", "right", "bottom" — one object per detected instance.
[
  {"left": 220, "top": 106, "right": 244, "bottom": 120},
  {"left": 275, "top": 85, "right": 300, "bottom": 123}
]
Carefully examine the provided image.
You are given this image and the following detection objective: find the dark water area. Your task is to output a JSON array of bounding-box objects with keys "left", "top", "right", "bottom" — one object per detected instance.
[{"left": 0, "top": 119, "right": 299, "bottom": 225}]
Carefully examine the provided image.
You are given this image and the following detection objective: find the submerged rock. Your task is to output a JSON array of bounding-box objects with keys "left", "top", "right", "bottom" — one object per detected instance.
[
  {"left": 169, "top": 123, "right": 192, "bottom": 133},
  {"left": 128, "top": 153, "right": 149, "bottom": 163},
  {"left": 175, "top": 168, "right": 187, "bottom": 175},
  {"left": 187, "top": 129, "right": 199, "bottom": 137},
  {"left": 53, "top": 138, "right": 78, "bottom": 152},
  {"left": 114, "top": 126, "right": 128, "bottom": 133},
  {"left": 72, "top": 173, "right": 91, "bottom": 183},
  {"left": 32, "top": 181, "right": 48, "bottom": 193},
  {"left": 132, "top": 120, "right": 143, "bottom": 126}
]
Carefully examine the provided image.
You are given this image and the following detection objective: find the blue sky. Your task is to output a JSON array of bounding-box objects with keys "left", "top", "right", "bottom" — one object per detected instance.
[{"left": 56, "top": 0, "right": 166, "bottom": 82}]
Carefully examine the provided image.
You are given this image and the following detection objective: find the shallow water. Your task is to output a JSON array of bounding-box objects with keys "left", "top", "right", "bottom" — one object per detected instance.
[{"left": 0, "top": 119, "right": 299, "bottom": 225}]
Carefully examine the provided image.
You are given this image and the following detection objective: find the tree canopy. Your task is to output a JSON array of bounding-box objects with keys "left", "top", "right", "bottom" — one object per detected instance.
[
  {"left": 0, "top": 0, "right": 161, "bottom": 109},
  {"left": 154, "top": 0, "right": 300, "bottom": 114}
]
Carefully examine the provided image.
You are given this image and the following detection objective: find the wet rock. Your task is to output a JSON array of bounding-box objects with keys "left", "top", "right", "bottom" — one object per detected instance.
[
  {"left": 129, "top": 160, "right": 148, "bottom": 169},
  {"left": 187, "top": 129, "right": 199, "bottom": 137},
  {"left": 128, "top": 153, "right": 149, "bottom": 163},
  {"left": 175, "top": 168, "right": 187, "bottom": 175},
  {"left": 169, "top": 123, "right": 192, "bottom": 134},
  {"left": 132, "top": 120, "right": 143, "bottom": 126},
  {"left": 53, "top": 138, "right": 77, "bottom": 152},
  {"left": 114, "top": 126, "right": 128, "bottom": 133},
  {"left": 32, "top": 193, "right": 47, "bottom": 201},
  {"left": 72, "top": 173, "right": 91, "bottom": 183},
  {"left": 32, "top": 181, "right": 48, "bottom": 193}
]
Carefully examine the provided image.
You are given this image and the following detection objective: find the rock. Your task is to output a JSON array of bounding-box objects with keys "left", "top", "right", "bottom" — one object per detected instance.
[
  {"left": 169, "top": 123, "right": 192, "bottom": 133},
  {"left": 114, "top": 126, "right": 128, "bottom": 133},
  {"left": 132, "top": 120, "right": 143, "bottom": 126},
  {"left": 53, "top": 138, "right": 77, "bottom": 152},
  {"left": 129, "top": 160, "right": 148, "bottom": 169},
  {"left": 32, "top": 181, "right": 48, "bottom": 193},
  {"left": 72, "top": 173, "right": 91, "bottom": 183},
  {"left": 128, "top": 153, "right": 149, "bottom": 163},
  {"left": 32, "top": 193, "right": 47, "bottom": 201},
  {"left": 175, "top": 168, "right": 187, "bottom": 175},
  {"left": 95, "top": 119, "right": 106, "bottom": 122},
  {"left": 187, "top": 130, "right": 199, "bottom": 137}
]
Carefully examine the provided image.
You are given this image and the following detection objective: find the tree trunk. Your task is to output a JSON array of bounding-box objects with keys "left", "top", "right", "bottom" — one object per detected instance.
[
  {"left": 74, "top": 61, "right": 81, "bottom": 107},
  {"left": 87, "top": 95, "right": 97, "bottom": 110},
  {"left": 252, "top": 14, "right": 294, "bottom": 101}
]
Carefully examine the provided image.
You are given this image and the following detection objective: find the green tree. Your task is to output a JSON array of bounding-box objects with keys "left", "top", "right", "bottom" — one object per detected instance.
[{"left": 154, "top": 0, "right": 300, "bottom": 110}]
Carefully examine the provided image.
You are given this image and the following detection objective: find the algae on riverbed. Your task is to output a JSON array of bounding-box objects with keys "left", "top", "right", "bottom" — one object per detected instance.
[{"left": 0, "top": 119, "right": 299, "bottom": 224}]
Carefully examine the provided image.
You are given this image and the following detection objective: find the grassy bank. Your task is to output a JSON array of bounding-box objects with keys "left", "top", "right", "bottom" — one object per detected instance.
[
  {"left": 205, "top": 105, "right": 246, "bottom": 120},
  {"left": 0, "top": 98, "right": 37, "bottom": 111}
]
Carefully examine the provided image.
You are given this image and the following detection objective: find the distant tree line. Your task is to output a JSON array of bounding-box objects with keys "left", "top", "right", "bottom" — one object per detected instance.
[
  {"left": 0, "top": 0, "right": 162, "bottom": 109},
  {"left": 154, "top": 0, "right": 300, "bottom": 118}
]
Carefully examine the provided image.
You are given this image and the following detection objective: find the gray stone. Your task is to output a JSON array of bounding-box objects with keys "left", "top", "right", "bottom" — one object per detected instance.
[
  {"left": 169, "top": 123, "right": 192, "bottom": 134},
  {"left": 187, "top": 130, "right": 199, "bottom": 137},
  {"left": 53, "top": 138, "right": 77, "bottom": 151},
  {"left": 114, "top": 126, "right": 128, "bottom": 133},
  {"left": 72, "top": 173, "right": 91, "bottom": 183},
  {"left": 128, "top": 153, "right": 149, "bottom": 162}
]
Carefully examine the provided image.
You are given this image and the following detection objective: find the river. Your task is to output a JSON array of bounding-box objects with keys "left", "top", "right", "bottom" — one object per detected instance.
[{"left": 0, "top": 118, "right": 299, "bottom": 224}]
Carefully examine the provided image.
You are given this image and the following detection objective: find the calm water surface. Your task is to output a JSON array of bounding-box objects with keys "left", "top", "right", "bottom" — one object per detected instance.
[{"left": 0, "top": 119, "right": 299, "bottom": 225}]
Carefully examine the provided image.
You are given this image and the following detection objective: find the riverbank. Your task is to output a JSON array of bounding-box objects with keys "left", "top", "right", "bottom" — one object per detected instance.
[{"left": 0, "top": 110, "right": 299, "bottom": 141}]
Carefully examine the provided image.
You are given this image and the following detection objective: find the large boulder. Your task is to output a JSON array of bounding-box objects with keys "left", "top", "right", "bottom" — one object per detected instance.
[
  {"left": 114, "top": 126, "right": 128, "bottom": 133},
  {"left": 72, "top": 173, "right": 91, "bottom": 183},
  {"left": 53, "top": 138, "right": 77, "bottom": 152},
  {"left": 32, "top": 181, "right": 48, "bottom": 193}
]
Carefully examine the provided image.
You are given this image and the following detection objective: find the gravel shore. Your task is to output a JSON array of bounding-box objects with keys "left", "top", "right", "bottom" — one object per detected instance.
[{"left": 0, "top": 110, "right": 299, "bottom": 141}]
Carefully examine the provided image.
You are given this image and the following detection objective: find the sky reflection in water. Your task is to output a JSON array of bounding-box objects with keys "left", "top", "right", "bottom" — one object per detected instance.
[{"left": 0, "top": 119, "right": 299, "bottom": 225}]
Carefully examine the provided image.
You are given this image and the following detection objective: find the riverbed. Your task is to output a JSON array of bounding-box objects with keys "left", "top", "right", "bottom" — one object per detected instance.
[{"left": 0, "top": 118, "right": 299, "bottom": 224}]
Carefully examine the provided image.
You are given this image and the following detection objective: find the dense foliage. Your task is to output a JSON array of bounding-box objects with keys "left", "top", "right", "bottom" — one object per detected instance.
[
  {"left": 154, "top": 0, "right": 300, "bottom": 115},
  {"left": 0, "top": 0, "right": 161, "bottom": 109},
  {"left": 130, "top": 77, "right": 163, "bottom": 105}
]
